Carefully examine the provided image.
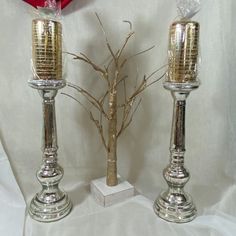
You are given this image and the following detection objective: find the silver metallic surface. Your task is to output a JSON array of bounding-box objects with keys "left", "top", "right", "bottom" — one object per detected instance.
[
  {"left": 154, "top": 81, "right": 199, "bottom": 223},
  {"left": 28, "top": 79, "right": 72, "bottom": 222}
]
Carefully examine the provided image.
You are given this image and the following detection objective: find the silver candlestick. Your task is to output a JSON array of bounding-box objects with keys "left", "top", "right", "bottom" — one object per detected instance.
[
  {"left": 154, "top": 20, "right": 200, "bottom": 223},
  {"left": 153, "top": 81, "right": 199, "bottom": 223},
  {"left": 28, "top": 19, "right": 72, "bottom": 222}
]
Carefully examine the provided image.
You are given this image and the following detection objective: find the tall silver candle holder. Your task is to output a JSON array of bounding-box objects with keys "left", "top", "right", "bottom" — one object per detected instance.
[
  {"left": 28, "top": 19, "right": 72, "bottom": 222},
  {"left": 154, "top": 20, "right": 200, "bottom": 223}
]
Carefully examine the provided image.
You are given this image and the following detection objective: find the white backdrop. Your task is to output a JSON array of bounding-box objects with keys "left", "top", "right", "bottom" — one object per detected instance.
[{"left": 0, "top": 0, "right": 236, "bottom": 235}]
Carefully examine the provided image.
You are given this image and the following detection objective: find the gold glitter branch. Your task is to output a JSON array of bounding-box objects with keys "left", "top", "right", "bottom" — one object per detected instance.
[{"left": 64, "top": 14, "right": 166, "bottom": 186}]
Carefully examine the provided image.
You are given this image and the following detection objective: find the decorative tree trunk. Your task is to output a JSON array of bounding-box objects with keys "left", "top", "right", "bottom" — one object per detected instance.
[{"left": 107, "top": 81, "right": 118, "bottom": 186}]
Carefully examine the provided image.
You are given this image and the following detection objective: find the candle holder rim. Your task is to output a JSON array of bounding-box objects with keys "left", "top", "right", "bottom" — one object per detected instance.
[
  {"left": 28, "top": 79, "right": 66, "bottom": 90},
  {"left": 163, "top": 81, "right": 200, "bottom": 92},
  {"left": 32, "top": 18, "right": 61, "bottom": 24},
  {"left": 171, "top": 20, "right": 199, "bottom": 26}
]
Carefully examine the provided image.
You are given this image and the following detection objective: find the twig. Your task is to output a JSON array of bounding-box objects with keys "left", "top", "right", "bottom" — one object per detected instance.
[
  {"left": 123, "top": 77, "right": 127, "bottom": 102},
  {"left": 95, "top": 12, "right": 117, "bottom": 65},
  {"left": 68, "top": 83, "right": 109, "bottom": 119},
  {"left": 117, "top": 98, "right": 142, "bottom": 137},
  {"left": 146, "top": 72, "right": 166, "bottom": 88},
  {"left": 62, "top": 92, "right": 108, "bottom": 150},
  {"left": 67, "top": 52, "right": 106, "bottom": 76},
  {"left": 117, "top": 98, "right": 135, "bottom": 136},
  {"left": 114, "top": 75, "right": 128, "bottom": 89},
  {"left": 61, "top": 93, "right": 90, "bottom": 115},
  {"left": 99, "top": 91, "right": 109, "bottom": 105},
  {"left": 106, "top": 50, "right": 120, "bottom": 70},
  {"left": 127, "top": 64, "right": 167, "bottom": 101},
  {"left": 145, "top": 64, "right": 167, "bottom": 81},
  {"left": 121, "top": 45, "right": 155, "bottom": 68},
  {"left": 117, "top": 31, "right": 135, "bottom": 61},
  {"left": 95, "top": 12, "right": 107, "bottom": 39},
  {"left": 128, "top": 75, "right": 147, "bottom": 101},
  {"left": 89, "top": 111, "right": 108, "bottom": 151},
  {"left": 122, "top": 98, "right": 142, "bottom": 131},
  {"left": 123, "top": 20, "right": 133, "bottom": 30}
]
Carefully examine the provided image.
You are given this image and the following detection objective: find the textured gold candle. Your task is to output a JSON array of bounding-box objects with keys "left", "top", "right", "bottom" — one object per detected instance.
[
  {"left": 32, "top": 19, "right": 62, "bottom": 80},
  {"left": 167, "top": 20, "right": 200, "bottom": 83}
]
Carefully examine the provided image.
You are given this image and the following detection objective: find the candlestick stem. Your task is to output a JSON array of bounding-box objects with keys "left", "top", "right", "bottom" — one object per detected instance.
[
  {"left": 154, "top": 81, "right": 199, "bottom": 223},
  {"left": 28, "top": 80, "right": 72, "bottom": 222}
]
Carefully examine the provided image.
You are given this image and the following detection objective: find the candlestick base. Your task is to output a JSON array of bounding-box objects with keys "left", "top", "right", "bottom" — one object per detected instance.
[
  {"left": 153, "top": 191, "right": 196, "bottom": 223},
  {"left": 29, "top": 192, "right": 72, "bottom": 222}
]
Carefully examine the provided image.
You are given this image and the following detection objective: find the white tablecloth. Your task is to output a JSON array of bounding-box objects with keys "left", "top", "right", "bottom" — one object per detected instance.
[
  {"left": 0, "top": 142, "right": 25, "bottom": 236},
  {"left": 23, "top": 178, "right": 236, "bottom": 236}
]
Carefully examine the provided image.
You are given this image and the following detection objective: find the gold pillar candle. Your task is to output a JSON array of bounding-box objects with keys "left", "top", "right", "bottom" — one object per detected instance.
[
  {"left": 167, "top": 20, "right": 200, "bottom": 83},
  {"left": 32, "top": 19, "right": 62, "bottom": 80}
]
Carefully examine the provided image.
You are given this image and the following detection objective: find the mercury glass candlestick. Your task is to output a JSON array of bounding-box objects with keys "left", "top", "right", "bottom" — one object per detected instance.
[
  {"left": 153, "top": 20, "right": 200, "bottom": 223},
  {"left": 28, "top": 19, "right": 72, "bottom": 222}
]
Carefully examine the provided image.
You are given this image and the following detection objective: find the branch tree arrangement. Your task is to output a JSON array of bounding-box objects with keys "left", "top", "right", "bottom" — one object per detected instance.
[{"left": 64, "top": 14, "right": 166, "bottom": 186}]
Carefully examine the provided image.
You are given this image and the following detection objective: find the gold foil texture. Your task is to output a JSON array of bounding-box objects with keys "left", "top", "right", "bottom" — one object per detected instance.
[
  {"left": 167, "top": 20, "right": 200, "bottom": 83},
  {"left": 32, "top": 19, "right": 62, "bottom": 80}
]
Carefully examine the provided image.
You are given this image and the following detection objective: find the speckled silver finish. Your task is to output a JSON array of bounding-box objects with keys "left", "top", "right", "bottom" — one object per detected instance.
[{"left": 28, "top": 79, "right": 72, "bottom": 222}]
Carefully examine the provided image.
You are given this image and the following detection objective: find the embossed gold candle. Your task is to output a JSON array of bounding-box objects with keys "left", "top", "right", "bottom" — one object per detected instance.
[
  {"left": 32, "top": 19, "right": 62, "bottom": 80},
  {"left": 167, "top": 20, "right": 200, "bottom": 83}
]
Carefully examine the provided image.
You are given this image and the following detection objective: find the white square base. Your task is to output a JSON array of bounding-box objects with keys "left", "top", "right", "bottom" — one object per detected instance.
[{"left": 90, "top": 175, "right": 135, "bottom": 207}]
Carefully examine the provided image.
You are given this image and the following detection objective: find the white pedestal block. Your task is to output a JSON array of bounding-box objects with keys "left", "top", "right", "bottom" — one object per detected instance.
[{"left": 90, "top": 176, "right": 135, "bottom": 207}]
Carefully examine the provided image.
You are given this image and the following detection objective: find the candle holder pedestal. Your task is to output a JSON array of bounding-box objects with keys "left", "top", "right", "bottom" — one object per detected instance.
[
  {"left": 28, "top": 79, "right": 72, "bottom": 222},
  {"left": 153, "top": 81, "right": 199, "bottom": 223}
]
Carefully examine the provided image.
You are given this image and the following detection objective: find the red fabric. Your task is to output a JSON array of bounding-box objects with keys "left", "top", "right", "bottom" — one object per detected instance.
[{"left": 23, "top": 0, "right": 72, "bottom": 9}]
